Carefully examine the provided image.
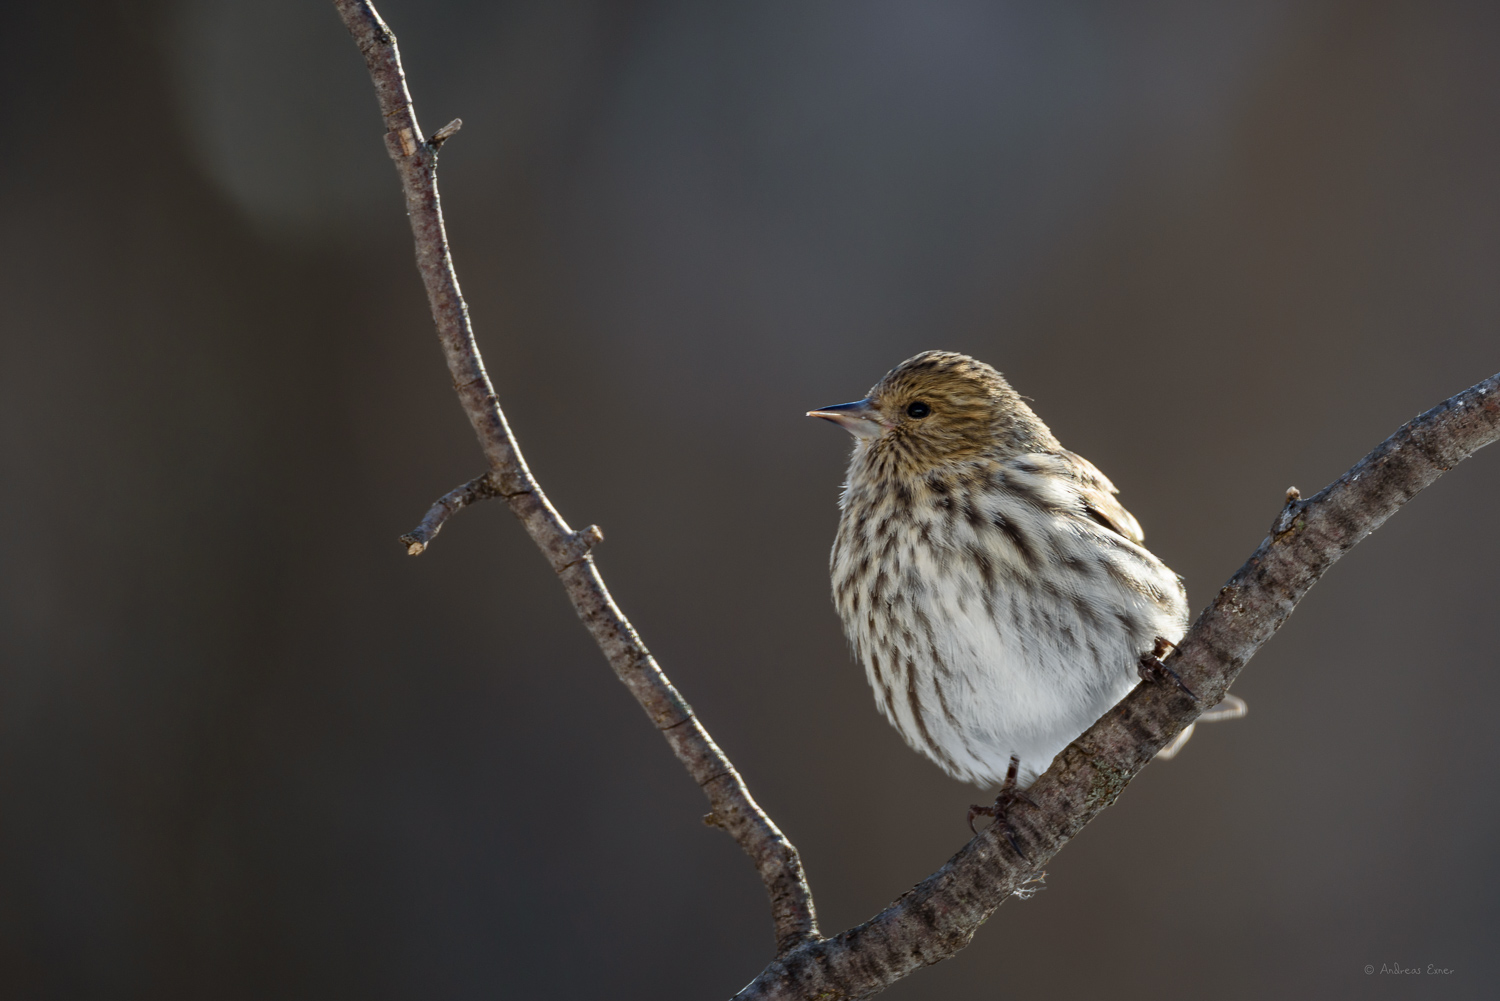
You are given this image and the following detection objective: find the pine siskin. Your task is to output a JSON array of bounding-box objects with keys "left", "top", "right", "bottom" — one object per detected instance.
[{"left": 810, "top": 351, "right": 1242, "bottom": 827}]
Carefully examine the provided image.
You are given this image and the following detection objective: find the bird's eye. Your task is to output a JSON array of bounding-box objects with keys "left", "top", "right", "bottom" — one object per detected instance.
[{"left": 906, "top": 401, "right": 932, "bottom": 419}]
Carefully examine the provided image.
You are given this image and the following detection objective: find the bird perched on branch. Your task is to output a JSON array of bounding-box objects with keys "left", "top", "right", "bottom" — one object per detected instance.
[{"left": 810, "top": 350, "right": 1242, "bottom": 842}]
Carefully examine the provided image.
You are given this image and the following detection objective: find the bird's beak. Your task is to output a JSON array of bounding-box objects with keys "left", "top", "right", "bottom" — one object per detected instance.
[{"left": 807, "top": 398, "right": 884, "bottom": 440}]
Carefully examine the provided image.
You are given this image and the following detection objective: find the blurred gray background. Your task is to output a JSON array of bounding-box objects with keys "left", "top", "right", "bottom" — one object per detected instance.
[{"left": 1, "top": 1, "right": 1496, "bottom": 998}]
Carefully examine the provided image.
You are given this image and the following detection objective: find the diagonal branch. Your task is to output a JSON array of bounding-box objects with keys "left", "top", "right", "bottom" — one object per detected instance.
[
  {"left": 734, "top": 371, "right": 1500, "bottom": 999},
  {"left": 331, "top": 1, "right": 1499, "bottom": 994},
  {"left": 330, "top": 0, "right": 819, "bottom": 954}
]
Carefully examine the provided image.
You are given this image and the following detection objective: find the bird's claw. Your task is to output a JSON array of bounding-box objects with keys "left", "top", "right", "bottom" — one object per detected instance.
[
  {"left": 1138, "top": 637, "right": 1198, "bottom": 701},
  {"left": 967, "top": 754, "right": 1035, "bottom": 859}
]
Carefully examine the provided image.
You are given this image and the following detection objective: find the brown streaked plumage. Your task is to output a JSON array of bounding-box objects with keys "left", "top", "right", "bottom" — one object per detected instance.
[{"left": 810, "top": 350, "right": 1243, "bottom": 802}]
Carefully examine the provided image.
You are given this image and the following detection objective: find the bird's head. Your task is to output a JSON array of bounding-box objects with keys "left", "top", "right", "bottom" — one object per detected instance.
[{"left": 808, "top": 350, "right": 1055, "bottom": 472}]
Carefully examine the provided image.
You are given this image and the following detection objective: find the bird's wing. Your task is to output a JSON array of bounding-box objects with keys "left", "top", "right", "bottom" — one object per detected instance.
[{"left": 1056, "top": 449, "right": 1146, "bottom": 544}]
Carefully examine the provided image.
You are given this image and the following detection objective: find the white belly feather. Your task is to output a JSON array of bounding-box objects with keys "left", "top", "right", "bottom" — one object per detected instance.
[{"left": 831, "top": 457, "right": 1188, "bottom": 788}]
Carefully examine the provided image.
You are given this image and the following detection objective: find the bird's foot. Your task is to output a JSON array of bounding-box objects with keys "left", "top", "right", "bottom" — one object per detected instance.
[
  {"left": 1138, "top": 637, "right": 1197, "bottom": 700},
  {"left": 968, "top": 754, "right": 1037, "bottom": 858}
]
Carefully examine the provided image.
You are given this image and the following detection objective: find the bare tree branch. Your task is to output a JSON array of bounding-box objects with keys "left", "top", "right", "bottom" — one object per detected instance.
[
  {"left": 329, "top": 0, "right": 819, "bottom": 955},
  {"left": 733, "top": 372, "right": 1500, "bottom": 999},
  {"left": 400, "top": 472, "right": 501, "bottom": 555},
  {"left": 331, "top": 1, "right": 1499, "bottom": 995}
]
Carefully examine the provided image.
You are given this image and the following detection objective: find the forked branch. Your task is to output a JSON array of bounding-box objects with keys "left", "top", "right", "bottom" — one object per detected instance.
[
  {"left": 330, "top": 0, "right": 819, "bottom": 955},
  {"left": 330, "top": 1, "right": 1500, "bottom": 996}
]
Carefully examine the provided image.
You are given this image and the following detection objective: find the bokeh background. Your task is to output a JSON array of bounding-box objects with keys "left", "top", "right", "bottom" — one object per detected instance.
[{"left": 2, "top": 1, "right": 1497, "bottom": 998}]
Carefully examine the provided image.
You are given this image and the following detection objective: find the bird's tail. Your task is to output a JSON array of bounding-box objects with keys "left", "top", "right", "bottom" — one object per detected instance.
[{"left": 1155, "top": 694, "right": 1247, "bottom": 760}]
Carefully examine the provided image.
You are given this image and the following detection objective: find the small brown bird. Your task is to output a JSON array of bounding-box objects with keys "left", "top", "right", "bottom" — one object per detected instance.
[{"left": 810, "top": 351, "right": 1242, "bottom": 836}]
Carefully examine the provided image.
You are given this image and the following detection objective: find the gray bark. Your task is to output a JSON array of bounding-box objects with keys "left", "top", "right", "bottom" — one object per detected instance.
[
  {"left": 330, "top": 0, "right": 820, "bottom": 956},
  {"left": 733, "top": 372, "right": 1500, "bottom": 998},
  {"left": 330, "top": 1, "right": 1500, "bottom": 995}
]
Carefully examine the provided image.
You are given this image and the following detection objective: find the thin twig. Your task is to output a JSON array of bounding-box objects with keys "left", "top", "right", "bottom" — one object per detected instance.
[
  {"left": 400, "top": 472, "right": 501, "bottom": 555},
  {"left": 331, "top": 1, "right": 1500, "bottom": 993},
  {"left": 734, "top": 372, "right": 1500, "bottom": 999},
  {"left": 429, "top": 117, "right": 462, "bottom": 146},
  {"left": 330, "top": 0, "right": 819, "bottom": 954}
]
